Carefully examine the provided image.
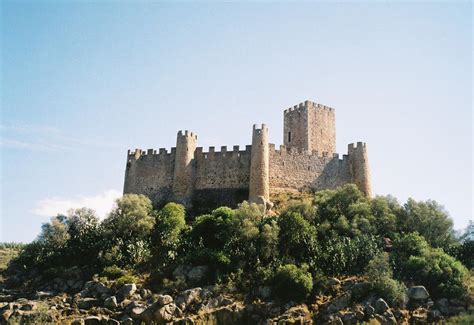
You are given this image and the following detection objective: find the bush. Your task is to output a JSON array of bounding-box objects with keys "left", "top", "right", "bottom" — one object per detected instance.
[
  {"left": 102, "top": 265, "right": 127, "bottom": 280},
  {"left": 451, "top": 240, "right": 474, "bottom": 269},
  {"left": 116, "top": 273, "right": 138, "bottom": 287},
  {"left": 272, "top": 264, "right": 313, "bottom": 302},
  {"left": 392, "top": 233, "right": 468, "bottom": 299},
  {"left": 278, "top": 211, "right": 317, "bottom": 264},
  {"left": 315, "top": 234, "right": 382, "bottom": 276},
  {"left": 151, "top": 202, "right": 186, "bottom": 268},
  {"left": 397, "top": 199, "right": 455, "bottom": 249},
  {"left": 101, "top": 194, "right": 155, "bottom": 266},
  {"left": 365, "top": 253, "right": 407, "bottom": 306}
]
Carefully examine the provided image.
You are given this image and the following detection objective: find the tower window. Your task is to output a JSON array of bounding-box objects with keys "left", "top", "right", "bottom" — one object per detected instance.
[{"left": 288, "top": 132, "right": 291, "bottom": 143}]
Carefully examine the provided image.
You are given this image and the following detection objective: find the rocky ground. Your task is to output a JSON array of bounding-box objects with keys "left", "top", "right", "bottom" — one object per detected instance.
[{"left": 0, "top": 264, "right": 472, "bottom": 325}]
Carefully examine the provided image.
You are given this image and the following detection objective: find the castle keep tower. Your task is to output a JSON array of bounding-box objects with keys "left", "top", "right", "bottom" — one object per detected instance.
[
  {"left": 284, "top": 100, "right": 336, "bottom": 154},
  {"left": 173, "top": 130, "right": 197, "bottom": 204},
  {"left": 249, "top": 124, "right": 270, "bottom": 205}
]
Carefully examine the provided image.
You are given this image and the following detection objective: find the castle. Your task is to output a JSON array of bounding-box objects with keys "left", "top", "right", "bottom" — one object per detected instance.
[{"left": 124, "top": 100, "right": 371, "bottom": 210}]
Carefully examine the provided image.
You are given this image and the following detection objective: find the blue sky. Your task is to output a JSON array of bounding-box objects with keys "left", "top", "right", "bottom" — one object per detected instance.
[{"left": 1, "top": 1, "right": 472, "bottom": 242}]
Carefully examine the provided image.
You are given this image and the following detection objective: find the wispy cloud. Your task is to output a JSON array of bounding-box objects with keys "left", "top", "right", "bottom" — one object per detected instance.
[
  {"left": 0, "top": 138, "right": 73, "bottom": 152},
  {"left": 33, "top": 189, "right": 122, "bottom": 219},
  {"left": 0, "top": 122, "right": 122, "bottom": 152}
]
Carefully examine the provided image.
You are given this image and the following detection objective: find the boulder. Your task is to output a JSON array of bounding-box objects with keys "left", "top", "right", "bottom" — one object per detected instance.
[
  {"left": 375, "top": 298, "right": 389, "bottom": 314},
  {"left": 187, "top": 265, "right": 208, "bottom": 282},
  {"left": 139, "top": 288, "right": 151, "bottom": 299},
  {"left": 35, "top": 291, "right": 54, "bottom": 300},
  {"left": 0, "top": 294, "right": 14, "bottom": 303},
  {"left": 84, "top": 316, "right": 102, "bottom": 325},
  {"left": 130, "top": 305, "right": 147, "bottom": 320},
  {"left": 436, "top": 298, "right": 449, "bottom": 315},
  {"left": 350, "top": 282, "right": 371, "bottom": 299},
  {"left": 327, "top": 277, "right": 341, "bottom": 287},
  {"left": 364, "top": 304, "right": 375, "bottom": 316},
  {"left": 374, "top": 313, "right": 396, "bottom": 325},
  {"left": 117, "top": 283, "right": 137, "bottom": 299},
  {"left": 408, "top": 286, "right": 429, "bottom": 300},
  {"left": 411, "top": 308, "right": 428, "bottom": 322},
  {"left": 428, "top": 309, "right": 442, "bottom": 321},
  {"left": 257, "top": 286, "right": 271, "bottom": 299},
  {"left": 327, "top": 294, "right": 351, "bottom": 313},
  {"left": 77, "top": 297, "right": 100, "bottom": 310},
  {"left": 157, "top": 294, "right": 173, "bottom": 305},
  {"left": 20, "top": 301, "right": 37, "bottom": 311},
  {"left": 104, "top": 296, "right": 118, "bottom": 309},
  {"left": 341, "top": 312, "right": 357, "bottom": 325},
  {"left": 176, "top": 287, "right": 204, "bottom": 311},
  {"left": 153, "top": 303, "right": 177, "bottom": 322},
  {"left": 93, "top": 282, "right": 111, "bottom": 295}
]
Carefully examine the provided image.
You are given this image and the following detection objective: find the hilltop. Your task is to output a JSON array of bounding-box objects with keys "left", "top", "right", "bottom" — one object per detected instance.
[{"left": 1, "top": 185, "right": 473, "bottom": 324}]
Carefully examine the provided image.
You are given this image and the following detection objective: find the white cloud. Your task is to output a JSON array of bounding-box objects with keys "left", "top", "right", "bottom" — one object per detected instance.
[{"left": 33, "top": 190, "right": 122, "bottom": 219}]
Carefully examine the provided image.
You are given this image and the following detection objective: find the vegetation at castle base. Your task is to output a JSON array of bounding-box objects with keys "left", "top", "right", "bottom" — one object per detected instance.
[{"left": 7, "top": 184, "right": 472, "bottom": 307}]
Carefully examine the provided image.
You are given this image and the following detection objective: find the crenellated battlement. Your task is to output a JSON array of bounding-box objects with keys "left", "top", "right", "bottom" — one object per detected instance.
[
  {"left": 124, "top": 99, "right": 372, "bottom": 209},
  {"left": 348, "top": 142, "right": 367, "bottom": 154},
  {"left": 177, "top": 130, "right": 198, "bottom": 140},
  {"left": 127, "top": 147, "right": 176, "bottom": 159},
  {"left": 195, "top": 145, "right": 252, "bottom": 160},
  {"left": 283, "top": 100, "right": 334, "bottom": 115},
  {"left": 268, "top": 142, "right": 347, "bottom": 162}
]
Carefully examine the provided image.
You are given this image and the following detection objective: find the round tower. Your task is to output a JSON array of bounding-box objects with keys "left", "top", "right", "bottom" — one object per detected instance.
[
  {"left": 249, "top": 124, "right": 270, "bottom": 205},
  {"left": 173, "top": 130, "right": 197, "bottom": 204},
  {"left": 348, "top": 142, "right": 372, "bottom": 197}
]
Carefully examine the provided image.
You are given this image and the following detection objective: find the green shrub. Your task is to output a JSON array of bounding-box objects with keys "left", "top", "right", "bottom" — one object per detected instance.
[
  {"left": 116, "top": 274, "right": 138, "bottom": 287},
  {"left": 392, "top": 233, "right": 468, "bottom": 299},
  {"left": 272, "top": 264, "right": 313, "bottom": 302},
  {"left": 102, "top": 265, "right": 127, "bottom": 280},
  {"left": 316, "top": 234, "right": 382, "bottom": 276},
  {"left": 365, "top": 253, "right": 407, "bottom": 306}
]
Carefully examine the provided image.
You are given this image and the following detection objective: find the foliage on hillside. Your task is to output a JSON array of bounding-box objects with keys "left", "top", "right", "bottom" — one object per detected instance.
[{"left": 7, "top": 185, "right": 472, "bottom": 305}]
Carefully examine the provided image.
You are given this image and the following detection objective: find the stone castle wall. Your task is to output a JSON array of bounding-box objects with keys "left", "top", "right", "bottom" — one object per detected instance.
[
  {"left": 124, "top": 100, "right": 372, "bottom": 210},
  {"left": 268, "top": 145, "right": 351, "bottom": 193},
  {"left": 124, "top": 148, "right": 176, "bottom": 205}
]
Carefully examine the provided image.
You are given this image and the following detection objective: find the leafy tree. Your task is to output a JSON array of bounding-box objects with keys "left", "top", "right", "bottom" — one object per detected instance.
[
  {"left": 151, "top": 202, "right": 186, "bottom": 268},
  {"left": 370, "top": 196, "right": 397, "bottom": 238},
  {"left": 101, "top": 194, "right": 155, "bottom": 266},
  {"left": 278, "top": 211, "right": 317, "bottom": 264},
  {"left": 391, "top": 233, "right": 468, "bottom": 299},
  {"left": 397, "top": 199, "right": 455, "bottom": 249},
  {"left": 391, "top": 232, "right": 430, "bottom": 278},
  {"left": 272, "top": 264, "right": 313, "bottom": 302},
  {"left": 316, "top": 234, "right": 382, "bottom": 276},
  {"left": 258, "top": 219, "right": 280, "bottom": 263},
  {"left": 365, "top": 253, "right": 407, "bottom": 306},
  {"left": 64, "top": 208, "right": 102, "bottom": 266}
]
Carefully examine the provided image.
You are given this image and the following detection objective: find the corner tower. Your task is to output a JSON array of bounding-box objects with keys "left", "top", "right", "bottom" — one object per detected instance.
[
  {"left": 173, "top": 130, "right": 197, "bottom": 204},
  {"left": 348, "top": 142, "right": 372, "bottom": 197},
  {"left": 283, "top": 100, "right": 336, "bottom": 154},
  {"left": 249, "top": 124, "right": 270, "bottom": 205}
]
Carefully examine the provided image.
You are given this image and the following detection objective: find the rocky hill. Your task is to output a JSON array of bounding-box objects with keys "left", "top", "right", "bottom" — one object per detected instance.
[{"left": 1, "top": 186, "right": 473, "bottom": 324}]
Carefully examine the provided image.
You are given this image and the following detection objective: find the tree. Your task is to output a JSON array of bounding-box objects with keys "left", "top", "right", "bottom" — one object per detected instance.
[
  {"left": 391, "top": 233, "right": 468, "bottom": 299},
  {"left": 365, "top": 253, "right": 407, "bottom": 306},
  {"left": 151, "top": 202, "right": 186, "bottom": 267},
  {"left": 278, "top": 211, "right": 317, "bottom": 264},
  {"left": 101, "top": 194, "right": 155, "bottom": 266},
  {"left": 397, "top": 199, "right": 455, "bottom": 249},
  {"left": 272, "top": 264, "right": 313, "bottom": 302},
  {"left": 64, "top": 208, "right": 102, "bottom": 266}
]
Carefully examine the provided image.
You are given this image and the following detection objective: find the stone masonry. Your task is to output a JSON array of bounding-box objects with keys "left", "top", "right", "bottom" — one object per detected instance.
[{"left": 124, "top": 100, "right": 372, "bottom": 210}]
